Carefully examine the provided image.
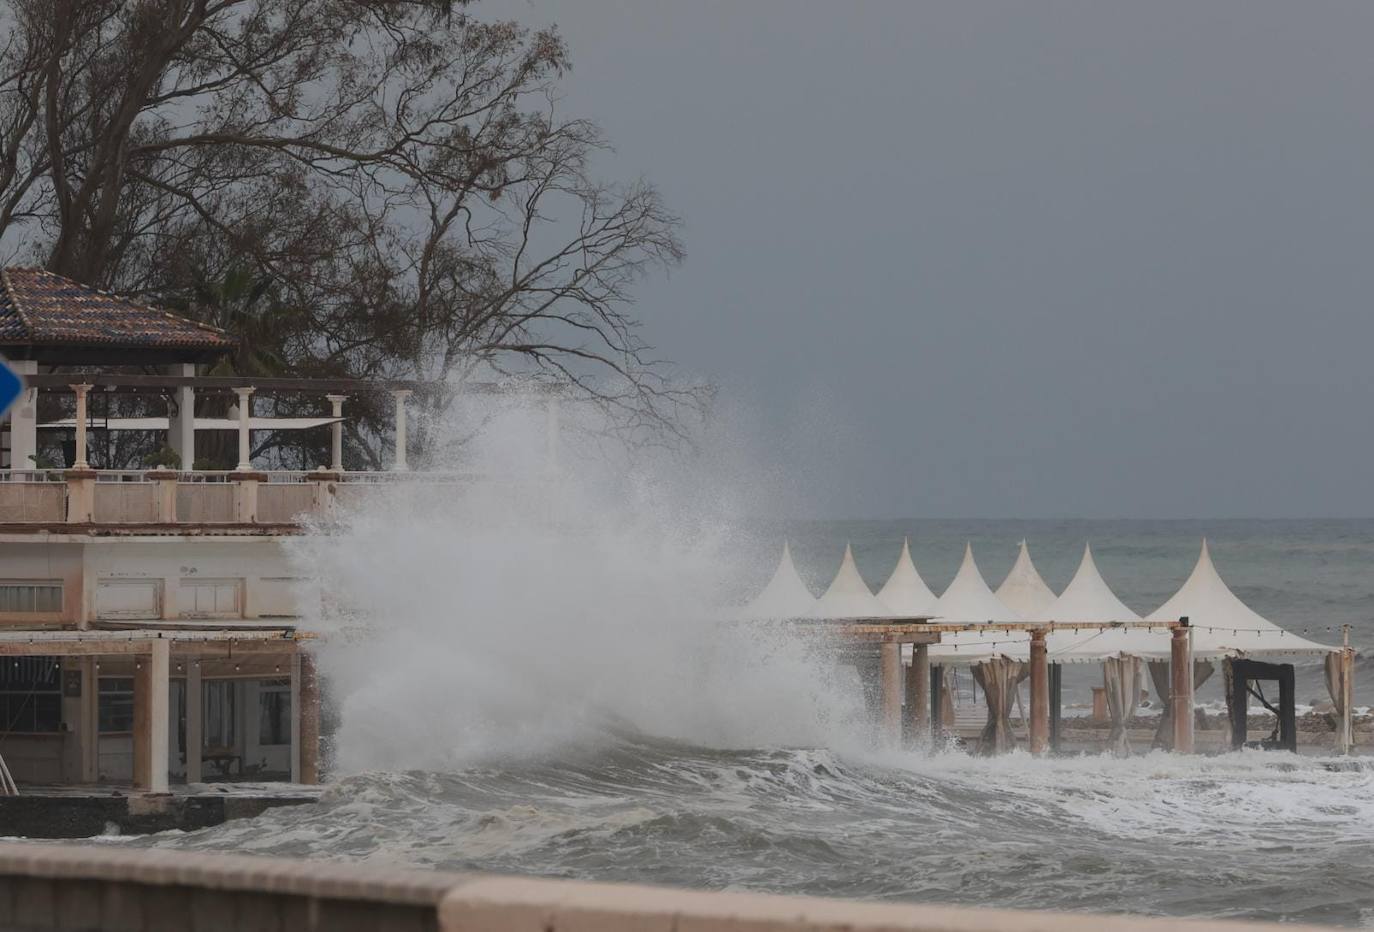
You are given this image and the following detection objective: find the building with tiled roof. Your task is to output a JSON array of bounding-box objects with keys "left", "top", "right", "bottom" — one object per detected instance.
[{"left": 0, "top": 268, "right": 233, "bottom": 364}]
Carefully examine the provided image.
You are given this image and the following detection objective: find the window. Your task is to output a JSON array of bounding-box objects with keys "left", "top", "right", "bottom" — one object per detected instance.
[
  {"left": 95, "top": 579, "right": 161, "bottom": 620},
  {"left": 0, "top": 656, "right": 62, "bottom": 732},
  {"left": 258, "top": 679, "right": 291, "bottom": 746},
  {"left": 204, "top": 680, "right": 237, "bottom": 748},
  {"left": 179, "top": 579, "right": 242, "bottom": 619},
  {"left": 0, "top": 581, "right": 62, "bottom": 614},
  {"left": 98, "top": 678, "right": 134, "bottom": 733}
]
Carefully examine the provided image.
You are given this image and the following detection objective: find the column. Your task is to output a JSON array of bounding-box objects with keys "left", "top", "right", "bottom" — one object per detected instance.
[
  {"left": 326, "top": 394, "right": 346, "bottom": 472},
  {"left": 132, "top": 639, "right": 170, "bottom": 792},
  {"left": 78, "top": 656, "right": 98, "bottom": 783},
  {"left": 232, "top": 387, "right": 254, "bottom": 471},
  {"left": 70, "top": 383, "right": 92, "bottom": 469},
  {"left": 7, "top": 359, "right": 37, "bottom": 469},
  {"left": 1029, "top": 628, "right": 1049, "bottom": 755},
  {"left": 905, "top": 643, "right": 930, "bottom": 743},
  {"left": 1170, "top": 622, "right": 1194, "bottom": 753},
  {"left": 879, "top": 641, "right": 902, "bottom": 746},
  {"left": 390, "top": 389, "right": 412, "bottom": 471},
  {"left": 185, "top": 658, "right": 202, "bottom": 784},
  {"left": 298, "top": 650, "right": 321, "bottom": 784},
  {"left": 166, "top": 363, "right": 195, "bottom": 470}
]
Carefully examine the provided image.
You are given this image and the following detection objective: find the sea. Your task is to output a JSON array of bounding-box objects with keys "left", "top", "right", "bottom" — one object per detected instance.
[{"left": 127, "top": 518, "right": 1374, "bottom": 927}]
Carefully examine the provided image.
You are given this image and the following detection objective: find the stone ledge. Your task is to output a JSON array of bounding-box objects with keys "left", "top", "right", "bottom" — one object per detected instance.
[
  {"left": 0, "top": 843, "right": 1331, "bottom": 931},
  {"left": 437, "top": 876, "right": 1327, "bottom": 932}
]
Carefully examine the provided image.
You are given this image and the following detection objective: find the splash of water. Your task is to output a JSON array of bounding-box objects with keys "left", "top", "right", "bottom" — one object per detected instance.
[{"left": 288, "top": 393, "right": 865, "bottom": 774}]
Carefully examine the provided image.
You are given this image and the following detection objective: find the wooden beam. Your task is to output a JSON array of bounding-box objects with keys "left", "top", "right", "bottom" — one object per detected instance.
[{"left": 905, "top": 644, "right": 930, "bottom": 744}]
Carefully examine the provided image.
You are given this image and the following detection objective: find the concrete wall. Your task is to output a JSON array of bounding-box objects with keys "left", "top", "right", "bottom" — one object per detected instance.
[
  {"left": 84, "top": 538, "right": 308, "bottom": 622},
  {"left": 0, "top": 541, "right": 83, "bottom": 626},
  {"left": 0, "top": 843, "right": 1330, "bottom": 932}
]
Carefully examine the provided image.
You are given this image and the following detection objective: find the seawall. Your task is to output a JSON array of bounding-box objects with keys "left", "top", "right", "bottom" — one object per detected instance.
[{"left": 0, "top": 842, "right": 1330, "bottom": 932}]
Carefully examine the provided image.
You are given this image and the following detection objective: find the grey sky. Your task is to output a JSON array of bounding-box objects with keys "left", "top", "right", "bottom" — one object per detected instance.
[{"left": 492, "top": 1, "right": 1374, "bottom": 519}]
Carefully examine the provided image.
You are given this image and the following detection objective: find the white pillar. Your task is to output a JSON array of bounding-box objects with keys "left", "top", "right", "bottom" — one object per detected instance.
[
  {"left": 7, "top": 359, "right": 37, "bottom": 470},
  {"left": 326, "top": 394, "right": 346, "bottom": 472},
  {"left": 167, "top": 363, "right": 195, "bottom": 470},
  {"left": 133, "top": 639, "right": 170, "bottom": 793},
  {"left": 390, "top": 389, "right": 412, "bottom": 471},
  {"left": 233, "top": 387, "right": 254, "bottom": 471},
  {"left": 70, "top": 383, "right": 92, "bottom": 469}
]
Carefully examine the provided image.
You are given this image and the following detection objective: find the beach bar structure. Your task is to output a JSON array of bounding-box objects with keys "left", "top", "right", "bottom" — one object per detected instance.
[
  {"left": 743, "top": 539, "right": 1354, "bottom": 755},
  {"left": 0, "top": 269, "right": 562, "bottom": 792}
]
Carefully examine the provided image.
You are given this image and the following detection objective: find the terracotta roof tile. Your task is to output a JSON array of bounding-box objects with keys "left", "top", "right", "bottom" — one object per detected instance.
[{"left": 0, "top": 268, "right": 234, "bottom": 351}]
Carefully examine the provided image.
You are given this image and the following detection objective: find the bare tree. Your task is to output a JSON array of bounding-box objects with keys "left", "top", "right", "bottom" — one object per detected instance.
[{"left": 0, "top": 0, "right": 698, "bottom": 465}]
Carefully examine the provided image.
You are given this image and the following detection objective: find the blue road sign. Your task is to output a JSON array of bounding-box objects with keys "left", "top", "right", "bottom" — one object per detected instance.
[{"left": 0, "top": 360, "right": 23, "bottom": 420}]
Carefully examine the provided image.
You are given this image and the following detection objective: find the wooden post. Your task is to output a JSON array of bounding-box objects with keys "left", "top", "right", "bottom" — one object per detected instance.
[
  {"left": 879, "top": 641, "right": 902, "bottom": 746},
  {"left": 1090, "top": 686, "right": 1108, "bottom": 724},
  {"left": 185, "top": 658, "right": 202, "bottom": 784},
  {"left": 298, "top": 650, "right": 321, "bottom": 784},
  {"left": 1029, "top": 628, "right": 1049, "bottom": 755},
  {"left": 132, "top": 639, "right": 170, "bottom": 792},
  {"left": 1171, "top": 620, "right": 1194, "bottom": 753}
]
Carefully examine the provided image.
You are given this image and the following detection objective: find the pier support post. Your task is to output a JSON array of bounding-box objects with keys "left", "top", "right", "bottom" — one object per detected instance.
[
  {"left": 185, "top": 658, "right": 202, "bottom": 784},
  {"left": 297, "top": 650, "right": 321, "bottom": 784},
  {"left": 1029, "top": 628, "right": 1049, "bottom": 755},
  {"left": 133, "top": 639, "right": 170, "bottom": 793},
  {"left": 1171, "top": 620, "right": 1194, "bottom": 753},
  {"left": 905, "top": 644, "right": 930, "bottom": 744},
  {"left": 879, "top": 641, "right": 902, "bottom": 746}
]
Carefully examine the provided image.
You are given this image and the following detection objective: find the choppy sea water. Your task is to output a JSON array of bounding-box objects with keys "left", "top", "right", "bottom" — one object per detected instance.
[{"left": 135, "top": 519, "right": 1374, "bottom": 926}]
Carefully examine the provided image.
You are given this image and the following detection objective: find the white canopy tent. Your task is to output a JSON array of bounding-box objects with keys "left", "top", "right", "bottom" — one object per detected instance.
[
  {"left": 877, "top": 538, "right": 938, "bottom": 617},
  {"left": 811, "top": 544, "right": 893, "bottom": 619},
  {"left": 995, "top": 541, "right": 1057, "bottom": 619},
  {"left": 1044, "top": 544, "right": 1163, "bottom": 663},
  {"left": 929, "top": 545, "right": 1021, "bottom": 662},
  {"left": 741, "top": 541, "right": 816, "bottom": 619},
  {"left": 1147, "top": 541, "right": 1338, "bottom": 660}
]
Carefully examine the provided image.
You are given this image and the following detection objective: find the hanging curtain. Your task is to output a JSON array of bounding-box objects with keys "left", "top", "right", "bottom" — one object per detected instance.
[
  {"left": 1148, "top": 659, "right": 1215, "bottom": 750},
  {"left": 1103, "top": 656, "right": 1142, "bottom": 756},
  {"left": 1325, "top": 651, "right": 1351, "bottom": 752},
  {"left": 972, "top": 658, "right": 1025, "bottom": 755}
]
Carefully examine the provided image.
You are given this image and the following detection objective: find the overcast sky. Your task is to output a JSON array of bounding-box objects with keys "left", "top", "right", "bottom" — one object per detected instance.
[{"left": 491, "top": 1, "right": 1374, "bottom": 519}]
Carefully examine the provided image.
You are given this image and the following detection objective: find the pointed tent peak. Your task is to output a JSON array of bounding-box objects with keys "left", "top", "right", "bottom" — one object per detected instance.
[
  {"left": 935, "top": 542, "right": 1019, "bottom": 623},
  {"left": 812, "top": 543, "right": 892, "bottom": 619},
  {"left": 1049, "top": 543, "right": 1140, "bottom": 623},
  {"left": 742, "top": 540, "right": 815, "bottom": 619},
  {"left": 996, "top": 540, "right": 1057, "bottom": 620},
  {"left": 878, "top": 537, "right": 937, "bottom": 617}
]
